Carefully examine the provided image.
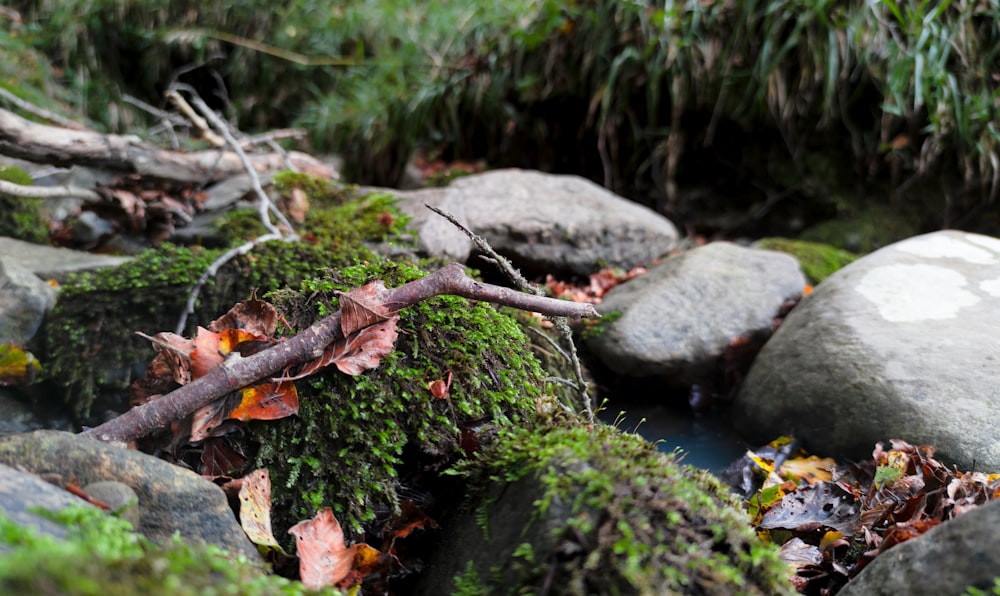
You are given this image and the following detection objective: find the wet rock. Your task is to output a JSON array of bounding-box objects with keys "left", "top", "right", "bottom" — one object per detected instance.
[
  {"left": 584, "top": 242, "right": 806, "bottom": 383},
  {"left": 0, "top": 257, "right": 56, "bottom": 345},
  {"left": 839, "top": 498, "right": 1000, "bottom": 596},
  {"left": 0, "top": 430, "right": 257, "bottom": 560},
  {"left": 83, "top": 480, "right": 141, "bottom": 528},
  {"left": 734, "top": 230, "right": 1000, "bottom": 470},
  {"left": 454, "top": 169, "right": 678, "bottom": 275},
  {"left": 0, "top": 236, "right": 130, "bottom": 283}
]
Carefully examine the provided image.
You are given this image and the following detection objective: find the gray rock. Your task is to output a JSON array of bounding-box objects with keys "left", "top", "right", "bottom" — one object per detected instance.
[
  {"left": 0, "top": 462, "right": 99, "bottom": 548},
  {"left": 0, "top": 390, "right": 44, "bottom": 436},
  {"left": 445, "top": 169, "right": 678, "bottom": 274},
  {"left": 83, "top": 480, "right": 141, "bottom": 528},
  {"left": 585, "top": 242, "right": 806, "bottom": 382},
  {"left": 839, "top": 498, "right": 1000, "bottom": 596},
  {"left": 0, "top": 236, "right": 130, "bottom": 283},
  {"left": 392, "top": 185, "right": 473, "bottom": 262},
  {"left": 734, "top": 230, "right": 1000, "bottom": 470},
  {"left": 0, "top": 257, "right": 57, "bottom": 345},
  {"left": 0, "top": 430, "right": 257, "bottom": 560}
]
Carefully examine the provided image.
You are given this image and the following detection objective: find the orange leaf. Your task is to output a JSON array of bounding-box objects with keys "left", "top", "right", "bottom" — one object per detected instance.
[
  {"left": 229, "top": 380, "right": 299, "bottom": 422},
  {"left": 289, "top": 508, "right": 357, "bottom": 590},
  {"left": 238, "top": 469, "right": 284, "bottom": 552}
]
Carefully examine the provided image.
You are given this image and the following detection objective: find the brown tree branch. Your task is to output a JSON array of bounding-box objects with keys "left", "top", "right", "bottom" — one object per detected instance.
[
  {"left": 0, "top": 106, "right": 332, "bottom": 183},
  {"left": 82, "top": 263, "right": 599, "bottom": 445}
]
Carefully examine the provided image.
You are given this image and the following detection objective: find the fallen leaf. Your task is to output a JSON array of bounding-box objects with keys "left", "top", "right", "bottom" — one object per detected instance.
[
  {"left": 239, "top": 469, "right": 285, "bottom": 553},
  {"left": 229, "top": 380, "right": 299, "bottom": 421},
  {"left": 291, "top": 316, "right": 399, "bottom": 380},
  {"left": 289, "top": 508, "right": 361, "bottom": 590},
  {"left": 338, "top": 280, "right": 397, "bottom": 336},
  {"left": 0, "top": 344, "right": 42, "bottom": 386}
]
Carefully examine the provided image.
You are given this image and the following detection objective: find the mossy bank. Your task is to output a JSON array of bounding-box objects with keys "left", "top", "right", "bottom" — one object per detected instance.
[{"left": 418, "top": 422, "right": 794, "bottom": 595}]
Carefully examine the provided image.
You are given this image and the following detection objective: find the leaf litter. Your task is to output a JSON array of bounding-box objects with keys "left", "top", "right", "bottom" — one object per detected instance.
[{"left": 726, "top": 436, "right": 1000, "bottom": 594}]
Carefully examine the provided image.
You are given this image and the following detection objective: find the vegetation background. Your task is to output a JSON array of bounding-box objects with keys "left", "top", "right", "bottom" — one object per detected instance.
[{"left": 3, "top": 0, "right": 999, "bottom": 246}]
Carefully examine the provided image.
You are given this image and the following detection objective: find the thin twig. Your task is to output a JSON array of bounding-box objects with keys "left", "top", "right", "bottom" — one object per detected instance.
[
  {"left": 169, "top": 85, "right": 299, "bottom": 333},
  {"left": 424, "top": 204, "right": 595, "bottom": 422},
  {"left": 0, "top": 87, "right": 89, "bottom": 131},
  {"left": 0, "top": 179, "right": 101, "bottom": 202}
]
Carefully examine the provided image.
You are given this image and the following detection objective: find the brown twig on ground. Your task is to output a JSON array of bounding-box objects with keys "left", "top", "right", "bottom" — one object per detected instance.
[{"left": 82, "top": 263, "right": 599, "bottom": 445}]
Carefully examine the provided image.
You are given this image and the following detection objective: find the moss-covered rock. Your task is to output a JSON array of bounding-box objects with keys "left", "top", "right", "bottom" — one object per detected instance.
[
  {"left": 0, "top": 505, "right": 336, "bottom": 595},
  {"left": 755, "top": 237, "right": 858, "bottom": 284},
  {"left": 249, "top": 259, "right": 557, "bottom": 542},
  {"left": 799, "top": 205, "right": 920, "bottom": 254},
  {"left": 418, "top": 423, "right": 794, "bottom": 595}
]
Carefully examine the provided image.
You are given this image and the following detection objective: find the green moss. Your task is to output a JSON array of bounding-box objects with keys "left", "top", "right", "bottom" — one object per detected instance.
[
  {"left": 251, "top": 259, "right": 550, "bottom": 542},
  {"left": 578, "top": 310, "right": 622, "bottom": 341},
  {"left": 800, "top": 205, "right": 920, "bottom": 254},
  {"left": 0, "top": 505, "right": 336, "bottom": 595},
  {"left": 454, "top": 423, "right": 794, "bottom": 594},
  {"left": 756, "top": 238, "right": 858, "bottom": 284},
  {"left": 40, "top": 241, "right": 343, "bottom": 419}
]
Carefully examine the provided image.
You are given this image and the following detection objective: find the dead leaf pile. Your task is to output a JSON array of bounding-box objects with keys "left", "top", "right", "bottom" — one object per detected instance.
[
  {"left": 51, "top": 174, "right": 206, "bottom": 249},
  {"left": 544, "top": 265, "right": 647, "bottom": 304},
  {"left": 733, "top": 437, "right": 1000, "bottom": 594}
]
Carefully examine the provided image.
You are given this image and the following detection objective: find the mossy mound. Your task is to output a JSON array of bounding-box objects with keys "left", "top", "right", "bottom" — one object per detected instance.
[
  {"left": 799, "top": 205, "right": 920, "bottom": 254},
  {"left": 756, "top": 238, "right": 858, "bottom": 284},
  {"left": 250, "top": 259, "right": 554, "bottom": 542},
  {"left": 39, "top": 241, "right": 341, "bottom": 420},
  {"left": 0, "top": 166, "right": 49, "bottom": 244},
  {"left": 421, "top": 423, "right": 794, "bottom": 595},
  {"left": 0, "top": 505, "right": 335, "bottom": 596}
]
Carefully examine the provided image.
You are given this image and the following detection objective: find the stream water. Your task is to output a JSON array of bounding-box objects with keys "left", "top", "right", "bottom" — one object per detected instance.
[{"left": 598, "top": 400, "right": 750, "bottom": 474}]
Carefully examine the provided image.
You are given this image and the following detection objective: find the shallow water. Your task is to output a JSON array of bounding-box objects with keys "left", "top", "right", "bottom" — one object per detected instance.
[{"left": 598, "top": 401, "right": 750, "bottom": 474}]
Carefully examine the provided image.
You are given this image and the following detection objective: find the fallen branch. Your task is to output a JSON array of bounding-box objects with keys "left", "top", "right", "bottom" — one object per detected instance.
[
  {"left": 0, "top": 106, "right": 332, "bottom": 184},
  {"left": 82, "top": 263, "right": 599, "bottom": 445}
]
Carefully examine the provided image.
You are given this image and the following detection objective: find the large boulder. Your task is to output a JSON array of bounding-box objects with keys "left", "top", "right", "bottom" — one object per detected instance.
[
  {"left": 734, "top": 230, "right": 1000, "bottom": 470},
  {"left": 584, "top": 242, "right": 806, "bottom": 383},
  {"left": 396, "top": 169, "right": 679, "bottom": 275},
  {"left": 0, "top": 430, "right": 258, "bottom": 560}
]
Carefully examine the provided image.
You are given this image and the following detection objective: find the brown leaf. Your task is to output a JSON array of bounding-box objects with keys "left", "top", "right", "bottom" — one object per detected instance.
[
  {"left": 200, "top": 437, "right": 246, "bottom": 477},
  {"left": 208, "top": 293, "right": 279, "bottom": 337},
  {"left": 288, "top": 508, "right": 358, "bottom": 590},
  {"left": 338, "top": 280, "right": 396, "bottom": 337},
  {"left": 292, "top": 315, "right": 400, "bottom": 380}
]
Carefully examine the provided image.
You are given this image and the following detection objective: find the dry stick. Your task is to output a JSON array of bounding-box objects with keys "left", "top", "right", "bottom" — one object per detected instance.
[
  {"left": 0, "top": 179, "right": 101, "bottom": 202},
  {"left": 172, "top": 86, "right": 299, "bottom": 334},
  {"left": 424, "top": 204, "right": 595, "bottom": 422},
  {"left": 82, "top": 263, "right": 599, "bottom": 445}
]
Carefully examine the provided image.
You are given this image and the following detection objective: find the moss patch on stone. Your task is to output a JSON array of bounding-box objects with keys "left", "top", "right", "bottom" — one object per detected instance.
[
  {"left": 250, "top": 259, "right": 553, "bottom": 542},
  {"left": 441, "top": 422, "right": 794, "bottom": 594},
  {"left": 0, "top": 505, "right": 336, "bottom": 595},
  {"left": 756, "top": 237, "right": 858, "bottom": 284}
]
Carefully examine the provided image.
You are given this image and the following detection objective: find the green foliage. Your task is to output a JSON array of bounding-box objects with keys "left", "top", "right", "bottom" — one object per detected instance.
[
  {"left": 40, "top": 241, "right": 337, "bottom": 418},
  {"left": 457, "top": 423, "right": 793, "bottom": 594},
  {"left": 252, "top": 259, "right": 548, "bottom": 542},
  {"left": 0, "top": 505, "right": 336, "bottom": 595},
  {"left": 966, "top": 578, "right": 1000, "bottom": 596},
  {"left": 756, "top": 238, "right": 858, "bottom": 284}
]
